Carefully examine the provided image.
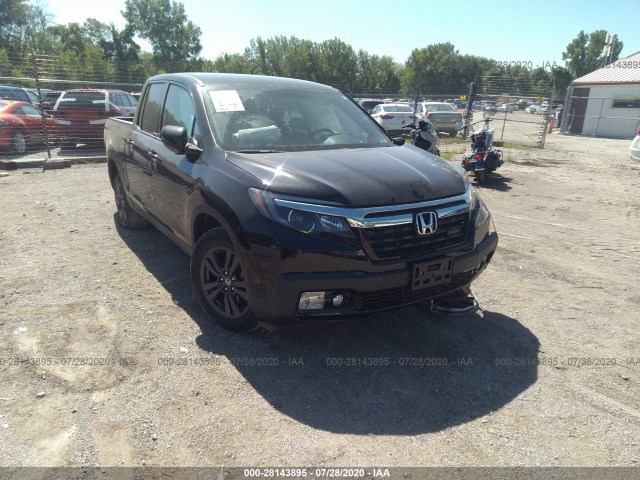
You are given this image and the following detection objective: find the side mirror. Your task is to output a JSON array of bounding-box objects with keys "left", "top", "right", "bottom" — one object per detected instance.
[
  {"left": 160, "top": 125, "right": 203, "bottom": 157},
  {"left": 391, "top": 137, "right": 405, "bottom": 146},
  {"left": 160, "top": 125, "right": 188, "bottom": 152}
]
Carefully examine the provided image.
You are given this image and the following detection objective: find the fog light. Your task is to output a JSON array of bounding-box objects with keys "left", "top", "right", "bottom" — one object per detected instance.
[
  {"left": 298, "top": 292, "right": 326, "bottom": 311},
  {"left": 330, "top": 294, "right": 345, "bottom": 306}
]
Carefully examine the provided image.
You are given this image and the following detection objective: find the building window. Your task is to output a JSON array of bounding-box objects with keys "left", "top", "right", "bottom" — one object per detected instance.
[{"left": 611, "top": 98, "right": 640, "bottom": 108}]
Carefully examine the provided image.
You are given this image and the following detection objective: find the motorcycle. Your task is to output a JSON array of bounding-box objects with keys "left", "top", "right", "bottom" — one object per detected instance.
[
  {"left": 460, "top": 116, "right": 503, "bottom": 184},
  {"left": 403, "top": 119, "right": 440, "bottom": 156}
]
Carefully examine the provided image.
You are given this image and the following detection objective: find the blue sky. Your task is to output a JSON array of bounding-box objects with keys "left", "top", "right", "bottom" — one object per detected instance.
[{"left": 43, "top": 0, "right": 640, "bottom": 65}]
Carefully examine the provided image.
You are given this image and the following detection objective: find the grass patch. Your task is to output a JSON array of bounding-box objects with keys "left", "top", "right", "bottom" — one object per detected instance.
[
  {"left": 438, "top": 136, "right": 467, "bottom": 145},
  {"left": 492, "top": 141, "right": 535, "bottom": 149}
]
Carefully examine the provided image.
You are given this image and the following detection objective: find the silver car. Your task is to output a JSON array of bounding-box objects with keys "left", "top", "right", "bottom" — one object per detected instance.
[
  {"left": 414, "top": 102, "right": 463, "bottom": 136},
  {"left": 370, "top": 103, "right": 414, "bottom": 134}
]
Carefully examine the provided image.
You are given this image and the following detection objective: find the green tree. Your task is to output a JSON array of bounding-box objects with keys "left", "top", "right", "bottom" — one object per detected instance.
[
  {"left": 562, "top": 30, "right": 623, "bottom": 78},
  {"left": 122, "top": 0, "right": 202, "bottom": 72},
  {"left": 315, "top": 38, "right": 357, "bottom": 92},
  {"left": 0, "top": 0, "right": 29, "bottom": 54}
]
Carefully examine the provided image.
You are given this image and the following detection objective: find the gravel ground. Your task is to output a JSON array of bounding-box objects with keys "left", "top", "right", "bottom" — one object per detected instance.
[{"left": 0, "top": 133, "right": 639, "bottom": 471}]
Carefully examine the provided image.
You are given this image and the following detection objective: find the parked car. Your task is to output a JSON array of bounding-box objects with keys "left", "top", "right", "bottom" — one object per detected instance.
[
  {"left": 0, "top": 85, "right": 32, "bottom": 103},
  {"left": 483, "top": 102, "right": 497, "bottom": 115},
  {"left": 104, "top": 72, "right": 498, "bottom": 331},
  {"left": 356, "top": 98, "right": 383, "bottom": 114},
  {"left": 536, "top": 105, "right": 548, "bottom": 115},
  {"left": 525, "top": 104, "right": 540, "bottom": 114},
  {"left": 516, "top": 99, "right": 534, "bottom": 110},
  {"left": 414, "top": 102, "right": 463, "bottom": 136},
  {"left": 0, "top": 100, "right": 57, "bottom": 154},
  {"left": 629, "top": 126, "right": 640, "bottom": 162},
  {"left": 52, "top": 89, "right": 138, "bottom": 148},
  {"left": 370, "top": 103, "right": 415, "bottom": 133},
  {"left": 497, "top": 103, "right": 515, "bottom": 113},
  {"left": 40, "top": 90, "right": 63, "bottom": 111},
  {"left": 444, "top": 99, "right": 467, "bottom": 110}
]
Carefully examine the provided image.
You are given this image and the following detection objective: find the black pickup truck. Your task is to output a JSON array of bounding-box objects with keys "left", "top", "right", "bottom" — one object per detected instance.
[{"left": 104, "top": 73, "right": 497, "bottom": 331}]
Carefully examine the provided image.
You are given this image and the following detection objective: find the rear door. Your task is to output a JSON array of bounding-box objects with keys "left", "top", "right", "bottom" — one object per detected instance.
[
  {"left": 144, "top": 82, "right": 198, "bottom": 244},
  {"left": 126, "top": 82, "right": 168, "bottom": 212},
  {"left": 15, "top": 104, "right": 47, "bottom": 142}
]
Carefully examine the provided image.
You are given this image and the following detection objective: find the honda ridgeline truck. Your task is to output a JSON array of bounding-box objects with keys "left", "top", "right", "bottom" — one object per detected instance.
[{"left": 104, "top": 73, "right": 497, "bottom": 331}]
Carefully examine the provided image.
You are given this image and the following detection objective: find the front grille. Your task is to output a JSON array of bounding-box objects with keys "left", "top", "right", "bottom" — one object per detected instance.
[
  {"left": 351, "top": 271, "right": 475, "bottom": 312},
  {"left": 359, "top": 211, "right": 469, "bottom": 259}
]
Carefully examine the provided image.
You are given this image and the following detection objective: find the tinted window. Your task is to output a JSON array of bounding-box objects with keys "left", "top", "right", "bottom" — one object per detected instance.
[
  {"left": 25, "top": 90, "right": 40, "bottom": 103},
  {"left": 113, "top": 94, "right": 129, "bottom": 107},
  {"left": 17, "top": 105, "right": 42, "bottom": 116},
  {"left": 0, "top": 87, "right": 29, "bottom": 102},
  {"left": 383, "top": 105, "right": 413, "bottom": 113},
  {"left": 161, "top": 84, "right": 196, "bottom": 135},
  {"left": 43, "top": 92, "right": 61, "bottom": 103},
  {"left": 57, "top": 92, "right": 106, "bottom": 109},
  {"left": 612, "top": 98, "right": 640, "bottom": 108},
  {"left": 426, "top": 104, "right": 456, "bottom": 112},
  {"left": 139, "top": 83, "right": 168, "bottom": 134}
]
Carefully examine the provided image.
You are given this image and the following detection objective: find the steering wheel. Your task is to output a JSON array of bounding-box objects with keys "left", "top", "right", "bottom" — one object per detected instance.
[{"left": 310, "top": 128, "right": 338, "bottom": 143}]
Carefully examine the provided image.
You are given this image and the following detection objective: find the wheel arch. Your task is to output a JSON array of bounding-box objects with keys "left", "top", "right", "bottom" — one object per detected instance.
[
  {"left": 191, "top": 202, "right": 251, "bottom": 253},
  {"left": 107, "top": 157, "right": 118, "bottom": 187}
]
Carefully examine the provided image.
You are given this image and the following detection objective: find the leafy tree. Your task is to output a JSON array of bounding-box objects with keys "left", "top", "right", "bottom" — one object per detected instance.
[
  {"left": 402, "top": 43, "right": 461, "bottom": 95},
  {"left": 315, "top": 38, "right": 357, "bottom": 92},
  {"left": 0, "top": 0, "right": 30, "bottom": 53},
  {"left": 562, "top": 30, "right": 623, "bottom": 78},
  {"left": 49, "top": 23, "right": 88, "bottom": 56},
  {"left": 122, "top": 0, "right": 202, "bottom": 72}
]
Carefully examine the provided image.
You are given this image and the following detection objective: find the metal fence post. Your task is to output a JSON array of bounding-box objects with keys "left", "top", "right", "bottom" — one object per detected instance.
[
  {"left": 560, "top": 85, "right": 573, "bottom": 133},
  {"left": 462, "top": 82, "right": 475, "bottom": 138},
  {"left": 539, "top": 82, "right": 554, "bottom": 148},
  {"left": 28, "top": 30, "right": 52, "bottom": 161}
]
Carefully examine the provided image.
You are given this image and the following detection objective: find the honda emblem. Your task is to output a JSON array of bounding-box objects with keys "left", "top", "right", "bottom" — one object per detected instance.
[{"left": 415, "top": 212, "right": 438, "bottom": 236}]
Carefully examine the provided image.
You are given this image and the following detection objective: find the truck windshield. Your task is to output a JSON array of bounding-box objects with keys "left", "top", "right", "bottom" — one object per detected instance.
[{"left": 204, "top": 85, "right": 392, "bottom": 152}]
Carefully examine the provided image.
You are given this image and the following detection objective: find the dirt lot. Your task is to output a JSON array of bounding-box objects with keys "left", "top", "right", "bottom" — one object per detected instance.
[{"left": 0, "top": 134, "right": 639, "bottom": 471}]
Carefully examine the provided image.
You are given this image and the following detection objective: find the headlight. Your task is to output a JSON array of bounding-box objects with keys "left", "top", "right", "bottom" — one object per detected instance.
[
  {"left": 472, "top": 188, "right": 493, "bottom": 244},
  {"left": 248, "top": 188, "right": 354, "bottom": 238}
]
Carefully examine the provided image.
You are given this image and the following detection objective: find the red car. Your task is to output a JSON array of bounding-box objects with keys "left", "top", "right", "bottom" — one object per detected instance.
[
  {"left": 0, "top": 100, "right": 57, "bottom": 155},
  {"left": 52, "top": 89, "right": 137, "bottom": 148}
]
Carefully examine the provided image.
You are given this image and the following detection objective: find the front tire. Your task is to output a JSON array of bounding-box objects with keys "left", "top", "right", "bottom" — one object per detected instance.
[
  {"left": 11, "top": 131, "right": 26, "bottom": 155},
  {"left": 191, "top": 228, "right": 258, "bottom": 332},
  {"left": 113, "top": 173, "right": 149, "bottom": 229}
]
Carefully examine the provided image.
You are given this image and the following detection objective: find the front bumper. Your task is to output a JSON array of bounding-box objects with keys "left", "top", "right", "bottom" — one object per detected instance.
[{"left": 249, "top": 231, "right": 497, "bottom": 323}]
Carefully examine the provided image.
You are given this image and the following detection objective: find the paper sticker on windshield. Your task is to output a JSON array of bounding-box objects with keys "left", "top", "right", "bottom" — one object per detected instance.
[{"left": 209, "top": 90, "right": 245, "bottom": 112}]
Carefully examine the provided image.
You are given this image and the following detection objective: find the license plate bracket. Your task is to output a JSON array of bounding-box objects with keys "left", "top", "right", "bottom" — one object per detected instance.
[{"left": 411, "top": 259, "right": 453, "bottom": 291}]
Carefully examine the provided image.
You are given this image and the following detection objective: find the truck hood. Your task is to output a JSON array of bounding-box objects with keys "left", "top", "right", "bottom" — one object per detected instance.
[{"left": 226, "top": 146, "right": 467, "bottom": 207}]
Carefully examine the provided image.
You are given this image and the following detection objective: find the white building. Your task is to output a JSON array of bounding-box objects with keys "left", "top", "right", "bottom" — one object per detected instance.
[{"left": 565, "top": 50, "right": 640, "bottom": 138}]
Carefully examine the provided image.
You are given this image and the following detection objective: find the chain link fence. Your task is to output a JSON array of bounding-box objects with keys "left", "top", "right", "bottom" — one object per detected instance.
[
  {"left": 1, "top": 55, "right": 555, "bottom": 164},
  {"left": 1, "top": 52, "right": 145, "bottom": 164},
  {"left": 353, "top": 76, "right": 554, "bottom": 148}
]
